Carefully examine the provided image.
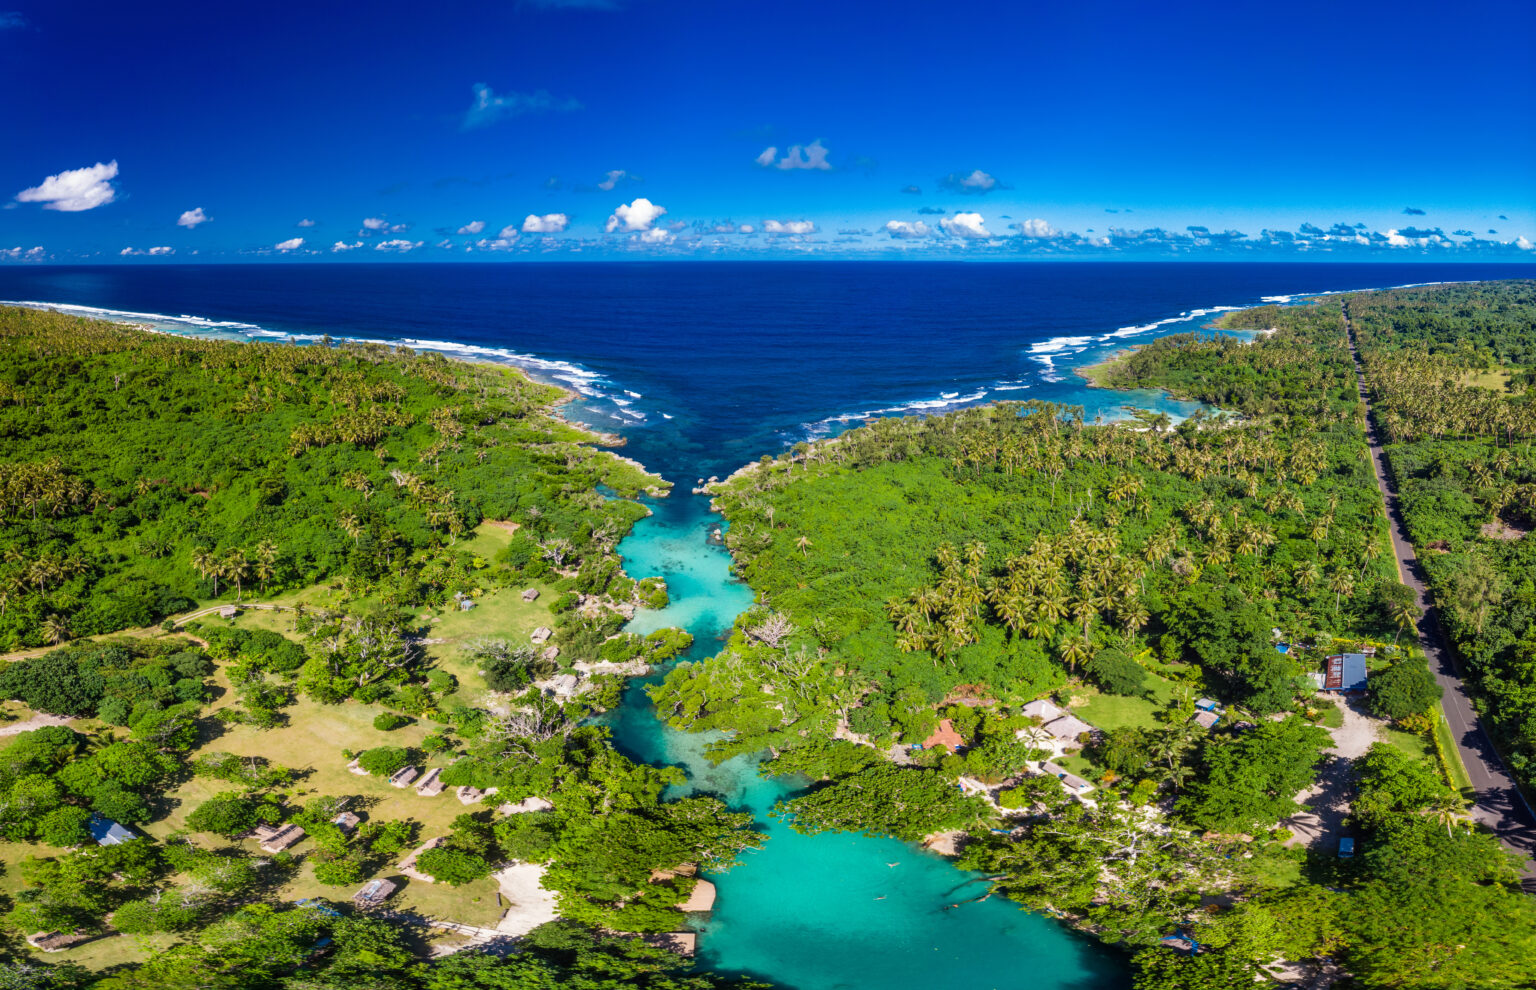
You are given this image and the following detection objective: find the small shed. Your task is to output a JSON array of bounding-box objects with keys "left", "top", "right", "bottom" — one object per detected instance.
[
  {"left": 1041, "top": 761, "right": 1095, "bottom": 795},
  {"left": 88, "top": 814, "right": 136, "bottom": 846},
  {"left": 353, "top": 877, "right": 399, "bottom": 908},
  {"left": 1193, "top": 711, "right": 1220, "bottom": 731},
  {"left": 333, "top": 812, "right": 361, "bottom": 834},
  {"left": 415, "top": 767, "right": 444, "bottom": 797},
  {"left": 522, "top": 588, "right": 540, "bottom": 602},
  {"left": 530, "top": 626, "right": 554, "bottom": 645},
  {"left": 1322, "top": 653, "right": 1368, "bottom": 692},
  {"left": 251, "top": 823, "right": 282, "bottom": 842},
  {"left": 921, "top": 718, "right": 964, "bottom": 752},
  {"left": 1194, "top": 698, "right": 1221, "bottom": 713},
  {"left": 27, "top": 931, "right": 91, "bottom": 953},
  {"left": 458, "top": 598, "right": 476, "bottom": 612},
  {"left": 346, "top": 758, "right": 371, "bottom": 777},
  {"left": 218, "top": 605, "right": 239, "bottom": 619},
  {"left": 541, "top": 645, "right": 561, "bottom": 662},
  {"left": 456, "top": 786, "right": 485, "bottom": 805},
  {"left": 260, "top": 823, "right": 306, "bottom": 853},
  {"left": 1019, "top": 698, "right": 1065, "bottom": 723},
  {"left": 1042, "top": 714, "right": 1095, "bottom": 743},
  {"left": 388, "top": 766, "right": 419, "bottom": 788}
]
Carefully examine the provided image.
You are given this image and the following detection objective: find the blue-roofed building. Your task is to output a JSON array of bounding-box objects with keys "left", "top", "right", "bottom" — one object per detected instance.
[
  {"left": 1323, "top": 653, "right": 1368, "bottom": 692},
  {"left": 87, "top": 814, "right": 136, "bottom": 846}
]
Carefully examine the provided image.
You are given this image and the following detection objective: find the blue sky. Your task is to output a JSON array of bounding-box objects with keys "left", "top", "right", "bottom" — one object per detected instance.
[{"left": 2, "top": 0, "right": 1533, "bottom": 262}]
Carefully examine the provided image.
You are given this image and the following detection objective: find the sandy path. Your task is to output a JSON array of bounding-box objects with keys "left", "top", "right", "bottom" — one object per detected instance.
[
  {"left": 0, "top": 713, "right": 72, "bottom": 737},
  {"left": 493, "top": 863, "right": 559, "bottom": 936}
]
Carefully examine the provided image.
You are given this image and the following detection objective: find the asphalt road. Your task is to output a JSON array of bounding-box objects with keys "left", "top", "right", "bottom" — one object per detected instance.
[{"left": 1344, "top": 300, "right": 1536, "bottom": 878}]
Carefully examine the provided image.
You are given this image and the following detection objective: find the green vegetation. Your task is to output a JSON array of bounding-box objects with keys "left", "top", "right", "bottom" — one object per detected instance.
[
  {"left": 0, "top": 307, "right": 756, "bottom": 986},
  {"left": 0, "top": 305, "right": 666, "bottom": 651},
  {"left": 1345, "top": 282, "right": 1536, "bottom": 787},
  {"left": 650, "top": 282, "right": 1536, "bottom": 989}
]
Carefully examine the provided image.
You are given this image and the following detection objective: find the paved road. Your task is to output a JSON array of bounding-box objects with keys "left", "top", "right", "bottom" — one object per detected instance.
[{"left": 1344, "top": 300, "right": 1536, "bottom": 875}]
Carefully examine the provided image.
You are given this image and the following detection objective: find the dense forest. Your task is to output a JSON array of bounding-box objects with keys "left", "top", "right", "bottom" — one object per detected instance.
[
  {"left": 0, "top": 305, "right": 664, "bottom": 649},
  {"left": 655, "top": 281, "right": 1536, "bottom": 989},
  {"left": 1348, "top": 283, "right": 1536, "bottom": 786},
  {"left": 0, "top": 307, "right": 761, "bottom": 988}
]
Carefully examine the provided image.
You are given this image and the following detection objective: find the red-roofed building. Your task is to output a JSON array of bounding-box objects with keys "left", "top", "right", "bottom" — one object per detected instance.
[{"left": 923, "top": 718, "right": 964, "bottom": 752}]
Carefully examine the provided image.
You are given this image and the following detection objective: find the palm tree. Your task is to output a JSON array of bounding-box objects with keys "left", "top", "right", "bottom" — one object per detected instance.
[
  {"left": 1329, "top": 569, "right": 1355, "bottom": 617},
  {"left": 40, "top": 613, "right": 70, "bottom": 645},
  {"left": 1058, "top": 634, "right": 1093, "bottom": 674},
  {"left": 224, "top": 550, "right": 250, "bottom": 603},
  {"left": 795, "top": 535, "right": 812, "bottom": 557},
  {"left": 1390, "top": 598, "right": 1418, "bottom": 645},
  {"left": 190, "top": 549, "right": 219, "bottom": 596}
]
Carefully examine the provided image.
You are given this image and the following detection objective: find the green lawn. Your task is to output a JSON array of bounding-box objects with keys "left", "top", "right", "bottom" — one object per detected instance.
[
  {"left": 1379, "top": 725, "right": 1433, "bottom": 762},
  {"left": 1076, "top": 670, "right": 1181, "bottom": 732}
]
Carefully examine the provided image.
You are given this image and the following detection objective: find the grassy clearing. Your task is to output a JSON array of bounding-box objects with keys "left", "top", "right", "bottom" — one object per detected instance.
[
  {"left": 1379, "top": 726, "right": 1433, "bottom": 762},
  {"left": 1075, "top": 670, "right": 1181, "bottom": 732},
  {"left": 1462, "top": 367, "right": 1515, "bottom": 393}
]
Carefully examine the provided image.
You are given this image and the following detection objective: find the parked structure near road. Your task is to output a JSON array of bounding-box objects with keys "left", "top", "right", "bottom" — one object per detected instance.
[{"left": 1322, "top": 653, "right": 1369, "bottom": 692}]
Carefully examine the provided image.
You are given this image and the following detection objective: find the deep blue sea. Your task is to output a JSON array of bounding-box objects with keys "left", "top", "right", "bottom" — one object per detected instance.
[{"left": 2, "top": 261, "right": 1530, "bottom": 989}]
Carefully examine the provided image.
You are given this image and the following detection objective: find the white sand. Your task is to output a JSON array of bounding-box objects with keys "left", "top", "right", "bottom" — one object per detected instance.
[{"left": 493, "top": 863, "right": 559, "bottom": 936}]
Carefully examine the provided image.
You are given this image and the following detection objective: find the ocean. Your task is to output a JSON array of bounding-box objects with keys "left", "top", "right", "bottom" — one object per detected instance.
[{"left": 2, "top": 260, "right": 1530, "bottom": 989}]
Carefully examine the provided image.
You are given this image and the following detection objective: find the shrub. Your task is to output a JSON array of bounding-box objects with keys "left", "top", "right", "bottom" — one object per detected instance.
[
  {"left": 373, "top": 712, "right": 411, "bottom": 732},
  {"left": 356, "top": 747, "right": 411, "bottom": 777},
  {"left": 1086, "top": 648, "right": 1148, "bottom": 697},
  {"left": 1369, "top": 658, "right": 1442, "bottom": 722},
  {"left": 415, "top": 847, "right": 493, "bottom": 886}
]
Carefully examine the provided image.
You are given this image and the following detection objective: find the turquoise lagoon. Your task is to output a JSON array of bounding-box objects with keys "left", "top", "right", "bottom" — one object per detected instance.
[{"left": 605, "top": 493, "right": 1127, "bottom": 990}]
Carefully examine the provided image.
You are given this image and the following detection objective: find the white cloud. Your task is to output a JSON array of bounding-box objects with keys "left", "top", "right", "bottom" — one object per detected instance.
[
  {"left": 940, "top": 169, "right": 1000, "bottom": 194},
  {"left": 296, "top": 218, "right": 317, "bottom": 227},
  {"left": 375, "top": 239, "right": 423, "bottom": 252},
  {"left": 148, "top": 246, "right": 173, "bottom": 255},
  {"left": 739, "top": 224, "right": 754, "bottom": 234},
  {"left": 883, "top": 220, "right": 934, "bottom": 239},
  {"left": 756, "top": 140, "right": 831, "bottom": 171},
  {"left": 940, "top": 212, "right": 991, "bottom": 239},
  {"left": 605, "top": 197, "right": 666, "bottom": 232},
  {"left": 275, "top": 237, "right": 304, "bottom": 252},
  {"left": 1015, "top": 218, "right": 1057, "bottom": 238},
  {"left": 177, "top": 207, "right": 209, "bottom": 228},
  {"left": 639, "top": 227, "right": 672, "bottom": 244},
  {"left": 0, "top": 246, "right": 44, "bottom": 260},
  {"left": 362, "top": 217, "right": 408, "bottom": 234},
  {"left": 522, "top": 213, "right": 569, "bottom": 233},
  {"left": 471, "top": 237, "right": 519, "bottom": 252},
  {"left": 1516, "top": 236, "right": 1534, "bottom": 251},
  {"left": 456, "top": 220, "right": 486, "bottom": 235},
  {"left": 119, "top": 245, "right": 174, "bottom": 256},
  {"left": 763, "top": 219, "right": 818, "bottom": 235},
  {"left": 462, "top": 84, "right": 582, "bottom": 130},
  {"left": 596, "top": 169, "right": 628, "bottom": 191},
  {"left": 331, "top": 241, "right": 363, "bottom": 252},
  {"left": 15, "top": 160, "right": 119, "bottom": 212}
]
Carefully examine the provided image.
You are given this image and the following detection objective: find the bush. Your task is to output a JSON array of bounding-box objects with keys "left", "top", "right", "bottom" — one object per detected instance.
[
  {"left": 373, "top": 712, "right": 411, "bottom": 732},
  {"left": 415, "top": 847, "right": 493, "bottom": 886},
  {"left": 356, "top": 747, "right": 411, "bottom": 777},
  {"left": 1086, "top": 648, "right": 1148, "bottom": 697},
  {"left": 313, "top": 858, "right": 366, "bottom": 886},
  {"left": 186, "top": 792, "right": 277, "bottom": 838},
  {"left": 37, "top": 806, "right": 94, "bottom": 847},
  {"left": 550, "top": 592, "right": 580, "bottom": 614},
  {"left": 1369, "top": 658, "right": 1442, "bottom": 722}
]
